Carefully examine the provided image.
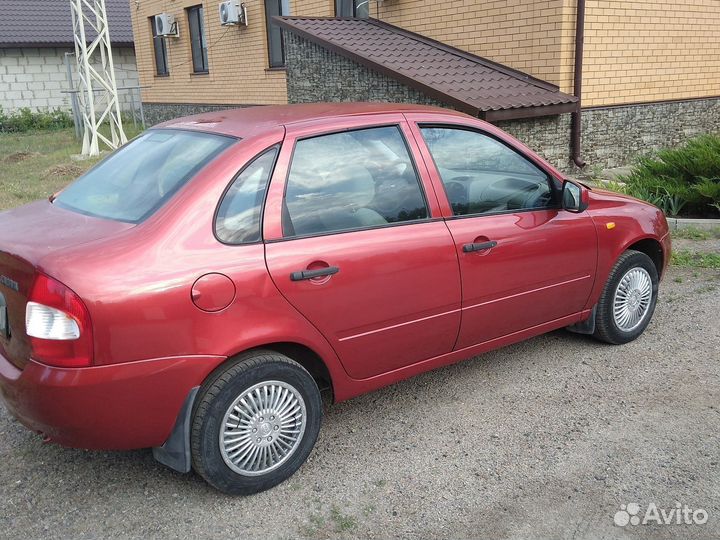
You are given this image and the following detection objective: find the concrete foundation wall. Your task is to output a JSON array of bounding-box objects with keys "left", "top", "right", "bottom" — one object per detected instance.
[{"left": 0, "top": 46, "right": 139, "bottom": 113}]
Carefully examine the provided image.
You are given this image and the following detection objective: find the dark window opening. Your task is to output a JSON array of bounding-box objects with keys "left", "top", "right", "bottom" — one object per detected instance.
[
  {"left": 265, "top": 0, "right": 289, "bottom": 68},
  {"left": 187, "top": 5, "right": 209, "bottom": 73},
  {"left": 335, "top": 0, "right": 370, "bottom": 18},
  {"left": 150, "top": 17, "right": 169, "bottom": 76}
]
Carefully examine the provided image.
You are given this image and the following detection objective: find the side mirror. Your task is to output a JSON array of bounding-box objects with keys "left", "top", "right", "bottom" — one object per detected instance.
[{"left": 562, "top": 180, "right": 589, "bottom": 213}]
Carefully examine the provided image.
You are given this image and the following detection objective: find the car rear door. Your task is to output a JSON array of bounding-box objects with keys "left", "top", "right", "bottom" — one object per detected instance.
[
  {"left": 263, "top": 115, "right": 461, "bottom": 380},
  {"left": 406, "top": 116, "right": 597, "bottom": 349}
]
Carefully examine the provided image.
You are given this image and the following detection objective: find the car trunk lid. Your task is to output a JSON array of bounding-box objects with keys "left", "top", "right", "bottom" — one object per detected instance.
[{"left": 0, "top": 200, "right": 133, "bottom": 369}]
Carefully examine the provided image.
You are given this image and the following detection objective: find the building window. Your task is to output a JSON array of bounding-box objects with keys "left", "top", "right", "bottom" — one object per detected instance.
[
  {"left": 335, "top": 0, "right": 369, "bottom": 18},
  {"left": 150, "top": 17, "right": 169, "bottom": 76},
  {"left": 265, "top": 0, "right": 289, "bottom": 68},
  {"left": 187, "top": 5, "right": 209, "bottom": 73}
]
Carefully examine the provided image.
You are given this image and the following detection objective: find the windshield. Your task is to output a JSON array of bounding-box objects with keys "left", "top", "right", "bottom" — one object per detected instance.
[{"left": 54, "top": 129, "right": 236, "bottom": 223}]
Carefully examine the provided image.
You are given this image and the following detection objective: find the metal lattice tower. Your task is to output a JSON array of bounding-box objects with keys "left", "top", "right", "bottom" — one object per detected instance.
[{"left": 70, "top": 0, "right": 127, "bottom": 156}]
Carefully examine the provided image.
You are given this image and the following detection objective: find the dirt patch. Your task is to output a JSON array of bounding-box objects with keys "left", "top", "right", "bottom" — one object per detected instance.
[
  {"left": 673, "top": 237, "right": 720, "bottom": 255},
  {"left": 3, "top": 151, "right": 40, "bottom": 164},
  {"left": 42, "top": 163, "right": 85, "bottom": 180}
]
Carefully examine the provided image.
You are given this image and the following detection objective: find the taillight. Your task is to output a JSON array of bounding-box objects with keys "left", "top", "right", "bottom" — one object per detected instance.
[{"left": 25, "top": 274, "right": 93, "bottom": 367}]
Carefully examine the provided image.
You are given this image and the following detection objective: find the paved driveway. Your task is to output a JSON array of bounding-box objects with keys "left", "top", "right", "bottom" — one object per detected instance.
[{"left": 1, "top": 266, "right": 718, "bottom": 539}]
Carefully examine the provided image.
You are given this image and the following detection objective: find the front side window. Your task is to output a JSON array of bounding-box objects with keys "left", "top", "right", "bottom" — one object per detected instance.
[
  {"left": 420, "top": 127, "right": 554, "bottom": 216},
  {"left": 150, "top": 17, "right": 169, "bottom": 76},
  {"left": 215, "top": 147, "right": 278, "bottom": 244},
  {"left": 283, "top": 126, "right": 428, "bottom": 237},
  {"left": 54, "top": 130, "right": 235, "bottom": 223},
  {"left": 187, "top": 5, "right": 209, "bottom": 73},
  {"left": 336, "top": 0, "right": 369, "bottom": 18},
  {"left": 265, "top": 0, "right": 289, "bottom": 68}
]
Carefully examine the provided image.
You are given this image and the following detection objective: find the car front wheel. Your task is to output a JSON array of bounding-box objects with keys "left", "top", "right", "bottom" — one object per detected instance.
[
  {"left": 593, "top": 249, "right": 659, "bottom": 345},
  {"left": 191, "top": 350, "right": 322, "bottom": 495}
]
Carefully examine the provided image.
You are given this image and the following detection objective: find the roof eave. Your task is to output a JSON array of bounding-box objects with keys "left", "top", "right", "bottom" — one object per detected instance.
[
  {"left": 483, "top": 101, "right": 579, "bottom": 122},
  {"left": 276, "top": 17, "right": 578, "bottom": 121}
]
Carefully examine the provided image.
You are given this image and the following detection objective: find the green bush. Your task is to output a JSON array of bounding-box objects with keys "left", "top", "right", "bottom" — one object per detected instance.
[
  {"left": 0, "top": 106, "right": 74, "bottom": 133},
  {"left": 614, "top": 134, "right": 720, "bottom": 218}
]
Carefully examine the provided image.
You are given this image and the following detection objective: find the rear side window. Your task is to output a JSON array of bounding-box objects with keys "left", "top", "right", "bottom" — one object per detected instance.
[
  {"left": 283, "top": 126, "right": 428, "bottom": 237},
  {"left": 215, "top": 147, "right": 278, "bottom": 244},
  {"left": 54, "top": 130, "right": 234, "bottom": 223}
]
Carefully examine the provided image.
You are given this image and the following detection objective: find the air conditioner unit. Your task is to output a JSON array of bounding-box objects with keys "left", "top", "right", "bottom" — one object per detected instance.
[
  {"left": 154, "top": 13, "right": 178, "bottom": 37},
  {"left": 219, "top": 1, "right": 248, "bottom": 26}
]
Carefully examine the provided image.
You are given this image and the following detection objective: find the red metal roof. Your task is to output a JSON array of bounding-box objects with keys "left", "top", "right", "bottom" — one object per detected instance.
[{"left": 275, "top": 17, "right": 578, "bottom": 121}]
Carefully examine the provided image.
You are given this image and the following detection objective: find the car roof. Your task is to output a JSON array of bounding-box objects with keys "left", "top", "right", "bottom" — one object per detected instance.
[{"left": 155, "top": 102, "right": 471, "bottom": 138}]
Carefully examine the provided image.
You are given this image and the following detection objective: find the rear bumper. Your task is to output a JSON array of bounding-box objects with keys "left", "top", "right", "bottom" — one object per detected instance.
[{"left": 0, "top": 353, "right": 225, "bottom": 450}]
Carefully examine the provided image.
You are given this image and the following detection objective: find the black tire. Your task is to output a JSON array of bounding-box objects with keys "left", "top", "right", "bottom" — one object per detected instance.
[
  {"left": 191, "top": 350, "right": 322, "bottom": 495},
  {"left": 593, "top": 249, "right": 659, "bottom": 345}
]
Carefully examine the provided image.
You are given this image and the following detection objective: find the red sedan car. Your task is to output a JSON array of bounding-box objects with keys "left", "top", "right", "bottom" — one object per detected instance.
[{"left": 0, "top": 103, "right": 669, "bottom": 494}]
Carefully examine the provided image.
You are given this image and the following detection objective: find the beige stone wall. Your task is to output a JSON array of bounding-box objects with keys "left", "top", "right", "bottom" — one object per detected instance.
[
  {"left": 582, "top": 0, "right": 720, "bottom": 106},
  {"left": 131, "top": 0, "right": 335, "bottom": 106}
]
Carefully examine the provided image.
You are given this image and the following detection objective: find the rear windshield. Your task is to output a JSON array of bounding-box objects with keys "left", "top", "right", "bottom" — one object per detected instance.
[{"left": 54, "top": 129, "right": 235, "bottom": 223}]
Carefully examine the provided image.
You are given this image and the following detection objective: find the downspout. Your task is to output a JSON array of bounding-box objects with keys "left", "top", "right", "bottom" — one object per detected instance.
[{"left": 571, "top": 0, "right": 586, "bottom": 168}]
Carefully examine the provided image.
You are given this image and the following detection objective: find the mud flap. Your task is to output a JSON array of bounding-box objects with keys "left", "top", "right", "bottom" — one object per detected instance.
[
  {"left": 566, "top": 305, "right": 597, "bottom": 335},
  {"left": 152, "top": 386, "right": 199, "bottom": 473}
]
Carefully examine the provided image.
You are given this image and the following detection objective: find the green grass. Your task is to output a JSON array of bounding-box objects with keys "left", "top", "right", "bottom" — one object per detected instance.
[
  {"left": 329, "top": 505, "right": 358, "bottom": 533},
  {"left": 300, "top": 506, "right": 358, "bottom": 538},
  {"left": 0, "top": 106, "right": 74, "bottom": 133},
  {"left": 0, "top": 125, "right": 143, "bottom": 212},
  {"left": 671, "top": 250, "right": 720, "bottom": 269}
]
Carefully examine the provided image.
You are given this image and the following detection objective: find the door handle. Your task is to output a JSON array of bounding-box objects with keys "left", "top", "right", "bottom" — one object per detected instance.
[
  {"left": 462, "top": 240, "right": 497, "bottom": 253},
  {"left": 290, "top": 266, "right": 340, "bottom": 281}
]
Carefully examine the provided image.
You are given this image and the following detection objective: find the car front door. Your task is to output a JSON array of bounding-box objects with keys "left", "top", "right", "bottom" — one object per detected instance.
[
  {"left": 263, "top": 116, "right": 462, "bottom": 379},
  {"left": 408, "top": 119, "right": 597, "bottom": 349}
]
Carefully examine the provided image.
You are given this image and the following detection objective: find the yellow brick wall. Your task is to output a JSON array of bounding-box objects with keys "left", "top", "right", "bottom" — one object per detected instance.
[
  {"left": 377, "top": 0, "right": 576, "bottom": 94},
  {"left": 582, "top": 0, "right": 720, "bottom": 106},
  {"left": 130, "top": 0, "right": 335, "bottom": 105}
]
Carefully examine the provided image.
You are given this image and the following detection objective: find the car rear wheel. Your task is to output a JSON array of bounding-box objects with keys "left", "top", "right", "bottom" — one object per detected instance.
[
  {"left": 593, "top": 250, "right": 659, "bottom": 345},
  {"left": 191, "top": 350, "right": 322, "bottom": 495}
]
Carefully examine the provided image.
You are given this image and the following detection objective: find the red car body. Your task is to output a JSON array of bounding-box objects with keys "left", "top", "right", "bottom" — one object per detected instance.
[{"left": 0, "top": 103, "right": 670, "bottom": 453}]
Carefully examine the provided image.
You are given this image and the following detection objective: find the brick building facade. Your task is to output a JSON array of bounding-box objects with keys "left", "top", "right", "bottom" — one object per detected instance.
[{"left": 131, "top": 0, "right": 720, "bottom": 171}]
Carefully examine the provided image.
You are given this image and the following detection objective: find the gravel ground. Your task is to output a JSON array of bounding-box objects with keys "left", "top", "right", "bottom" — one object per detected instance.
[{"left": 1, "top": 266, "right": 719, "bottom": 540}]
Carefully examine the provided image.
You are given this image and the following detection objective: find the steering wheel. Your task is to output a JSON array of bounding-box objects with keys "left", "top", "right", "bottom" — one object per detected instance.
[{"left": 522, "top": 183, "right": 552, "bottom": 209}]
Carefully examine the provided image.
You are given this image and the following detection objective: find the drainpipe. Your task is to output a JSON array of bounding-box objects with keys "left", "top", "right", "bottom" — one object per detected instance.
[{"left": 571, "top": 0, "right": 586, "bottom": 168}]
